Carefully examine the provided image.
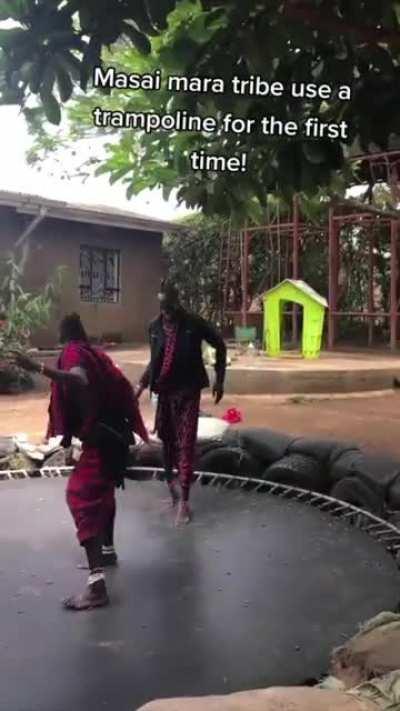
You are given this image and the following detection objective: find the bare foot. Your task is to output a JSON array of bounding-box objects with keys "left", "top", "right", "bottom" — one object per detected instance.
[
  {"left": 161, "top": 482, "right": 180, "bottom": 511},
  {"left": 63, "top": 580, "right": 109, "bottom": 611},
  {"left": 175, "top": 501, "right": 192, "bottom": 526}
]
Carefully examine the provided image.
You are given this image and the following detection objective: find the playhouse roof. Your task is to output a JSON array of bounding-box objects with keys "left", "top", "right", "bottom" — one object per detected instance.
[{"left": 264, "top": 279, "right": 328, "bottom": 308}]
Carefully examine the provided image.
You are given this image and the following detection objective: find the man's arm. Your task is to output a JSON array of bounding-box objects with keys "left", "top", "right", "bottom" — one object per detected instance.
[
  {"left": 136, "top": 362, "right": 150, "bottom": 396},
  {"left": 135, "top": 324, "right": 153, "bottom": 397},
  {"left": 201, "top": 321, "right": 226, "bottom": 384},
  {"left": 200, "top": 319, "right": 226, "bottom": 403},
  {"left": 13, "top": 352, "right": 88, "bottom": 388}
]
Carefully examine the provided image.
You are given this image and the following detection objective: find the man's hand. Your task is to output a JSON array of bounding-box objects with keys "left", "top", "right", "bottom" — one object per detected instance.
[
  {"left": 134, "top": 383, "right": 144, "bottom": 399},
  {"left": 212, "top": 381, "right": 224, "bottom": 405},
  {"left": 10, "top": 351, "right": 39, "bottom": 373}
]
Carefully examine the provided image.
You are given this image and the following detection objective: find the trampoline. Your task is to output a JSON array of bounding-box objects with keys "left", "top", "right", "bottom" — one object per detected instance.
[{"left": 1, "top": 469, "right": 400, "bottom": 711}]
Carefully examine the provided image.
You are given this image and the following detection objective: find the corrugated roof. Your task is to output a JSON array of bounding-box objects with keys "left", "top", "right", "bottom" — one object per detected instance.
[{"left": 0, "top": 189, "right": 181, "bottom": 233}]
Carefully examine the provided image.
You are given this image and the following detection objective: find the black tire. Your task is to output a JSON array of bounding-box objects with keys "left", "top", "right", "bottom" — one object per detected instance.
[
  {"left": 129, "top": 442, "right": 164, "bottom": 468},
  {"left": 263, "top": 453, "right": 326, "bottom": 492},
  {"left": 387, "top": 474, "right": 400, "bottom": 510},
  {"left": 328, "top": 444, "right": 360, "bottom": 467},
  {"left": 328, "top": 449, "right": 364, "bottom": 485},
  {"left": 352, "top": 455, "right": 400, "bottom": 494},
  {"left": 195, "top": 440, "right": 226, "bottom": 463},
  {"left": 222, "top": 428, "right": 293, "bottom": 466},
  {"left": 287, "top": 438, "right": 339, "bottom": 464},
  {"left": 197, "top": 446, "right": 263, "bottom": 478},
  {"left": 330, "top": 477, "right": 385, "bottom": 516}
]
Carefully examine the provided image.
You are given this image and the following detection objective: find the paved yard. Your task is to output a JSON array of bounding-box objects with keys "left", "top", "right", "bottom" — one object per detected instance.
[{"left": 1, "top": 390, "right": 400, "bottom": 456}]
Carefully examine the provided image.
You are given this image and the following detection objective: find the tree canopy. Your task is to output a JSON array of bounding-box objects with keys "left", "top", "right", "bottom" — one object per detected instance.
[{"left": 2, "top": 1, "right": 400, "bottom": 217}]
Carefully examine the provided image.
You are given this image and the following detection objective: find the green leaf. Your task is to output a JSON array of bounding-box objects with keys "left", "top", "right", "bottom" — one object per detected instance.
[
  {"left": 0, "top": 2, "right": 15, "bottom": 21},
  {"left": 41, "top": 92, "right": 61, "bottom": 125},
  {"left": 55, "top": 61, "right": 73, "bottom": 102},
  {"left": 122, "top": 22, "right": 152, "bottom": 54},
  {"left": 125, "top": 0, "right": 158, "bottom": 36},
  {"left": 145, "top": 0, "right": 176, "bottom": 30},
  {"left": 109, "top": 166, "right": 132, "bottom": 184},
  {"left": 0, "top": 28, "right": 26, "bottom": 50},
  {"left": 81, "top": 37, "right": 101, "bottom": 91},
  {"left": 58, "top": 50, "right": 81, "bottom": 81},
  {"left": 302, "top": 141, "right": 326, "bottom": 165}
]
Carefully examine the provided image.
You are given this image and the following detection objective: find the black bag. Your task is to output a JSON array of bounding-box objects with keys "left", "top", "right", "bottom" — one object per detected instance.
[{"left": 89, "top": 418, "right": 134, "bottom": 489}]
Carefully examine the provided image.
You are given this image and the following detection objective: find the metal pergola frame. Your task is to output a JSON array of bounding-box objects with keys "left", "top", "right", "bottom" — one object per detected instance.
[{"left": 221, "top": 150, "right": 400, "bottom": 351}]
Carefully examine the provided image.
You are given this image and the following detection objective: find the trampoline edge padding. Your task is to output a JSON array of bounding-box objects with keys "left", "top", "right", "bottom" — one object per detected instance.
[{"left": 1, "top": 465, "right": 400, "bottom": 565}]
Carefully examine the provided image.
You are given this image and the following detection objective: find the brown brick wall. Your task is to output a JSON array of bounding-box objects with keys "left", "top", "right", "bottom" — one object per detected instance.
[{"left": 0, "top": 206, "right": 163, "bottom": 347}]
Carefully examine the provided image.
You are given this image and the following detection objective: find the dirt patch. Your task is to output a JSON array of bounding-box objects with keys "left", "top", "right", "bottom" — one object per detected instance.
[{"left": 1, "top": 391, "right": 400, "bottom": 457}]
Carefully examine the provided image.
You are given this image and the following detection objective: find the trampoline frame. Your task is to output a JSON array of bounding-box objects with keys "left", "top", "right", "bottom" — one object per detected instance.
[{"left": 1, "top": 465, "right": 400, "bottom": 564}]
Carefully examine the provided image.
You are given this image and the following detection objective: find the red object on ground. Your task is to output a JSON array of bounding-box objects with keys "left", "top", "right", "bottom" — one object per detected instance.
[{"left": 222, "top": 407, "right": 243, "bottom": 424}]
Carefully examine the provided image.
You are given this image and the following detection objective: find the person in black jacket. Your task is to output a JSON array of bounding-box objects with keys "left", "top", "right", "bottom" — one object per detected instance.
[{"left": 136, "top": 281, "right": 226, "bottom": 525}]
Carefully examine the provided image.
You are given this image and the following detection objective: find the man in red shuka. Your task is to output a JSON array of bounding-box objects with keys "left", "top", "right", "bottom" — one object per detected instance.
[
  {"left": 14, "top": 313, "right": 148, "bottom": 611},
  {"left": 136, "top": 282, "right": 226, "bottom": 526}
]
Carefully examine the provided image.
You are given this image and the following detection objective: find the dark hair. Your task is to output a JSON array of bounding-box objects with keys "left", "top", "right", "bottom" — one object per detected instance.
[
  {"left": 160, "top": 279, "right": 180, "bottom": 303},
  {"left": 59, "top": 313, "right": 88, "bottom": 342}
]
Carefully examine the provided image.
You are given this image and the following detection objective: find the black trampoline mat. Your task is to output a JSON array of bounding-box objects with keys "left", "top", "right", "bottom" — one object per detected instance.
[{"left": 0, "top": 478, "right": 399, "bottom": 711}]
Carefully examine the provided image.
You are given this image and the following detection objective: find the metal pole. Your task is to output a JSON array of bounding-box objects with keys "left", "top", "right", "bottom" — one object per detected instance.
[
  {"left": 390, "top": 220, "right": 398, "bottom": 351},
  {"left": 368, "top": 233, "right": 374, "bottom": 347},
  {"left": 10, "top": 207, "right": 48, "bottom": 307},
  {"left": 292, "top": 195, "right": 299, "bottom": 346},
  {"left": 328, "top": 207, "right": 337, "bottom": 350},
  {"left": 241, "top": 228, "right": 250, "bottom": 327}
]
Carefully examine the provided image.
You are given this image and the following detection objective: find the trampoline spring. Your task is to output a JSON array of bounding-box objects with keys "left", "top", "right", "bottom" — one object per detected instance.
[
  {"left": 309, "top": 495, "right": 323, "bottom": 505},
  {"left": 327, "top": 505, "right": 349, "bottom": 515},
  {"left": 265, "top": 484, "right": 280, "bottom": 494},
  {"left": 364, "top": 522, "right": 391, "bottom": 531},
  {"left": 376, "top": 533, "right": 400, "bottom": 543},
  {"left": 221, "top": 480, "right": 233, "bottom": 489},
  {"left": 318, "top": 501, "right": 338, "bottom": 511},
  {"left": 366, "top": 526, "right": 392, "bottom": 535},
  {"left": 294, "top": 491, "right": 310, "bottom": 501},
  {"left": 254, "top": 482, "right": 268, "bottom": 492}
]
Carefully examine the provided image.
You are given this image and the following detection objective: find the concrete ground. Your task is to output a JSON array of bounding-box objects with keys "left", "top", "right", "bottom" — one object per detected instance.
[
  {"left": 2, "top": 389, "right": 400, "bottom": 456},
  {"left": 32, "top": 347, "right": 400, "bottom": 394}
]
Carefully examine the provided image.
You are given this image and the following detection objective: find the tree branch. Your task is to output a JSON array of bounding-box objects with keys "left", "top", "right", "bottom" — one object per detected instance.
[
  {"left": 330, "top": 194, "right": 400, "bottom": 220},
  {"left": 284, "top": 2, "right": 400, "bottom": 46}
]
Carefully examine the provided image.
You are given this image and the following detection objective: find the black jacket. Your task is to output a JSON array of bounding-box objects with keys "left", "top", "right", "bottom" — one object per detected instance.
[{"left": 140, "top": 311, "right": 226, "bottom": 393}]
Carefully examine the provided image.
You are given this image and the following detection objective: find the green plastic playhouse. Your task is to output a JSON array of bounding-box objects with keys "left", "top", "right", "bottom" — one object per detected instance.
[{"left": 263, "top": 279, "right": 328, "bottom": 359}]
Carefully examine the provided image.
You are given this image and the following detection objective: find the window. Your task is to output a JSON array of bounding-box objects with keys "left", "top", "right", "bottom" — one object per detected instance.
[{"left": 80, "top": 246, "right": 121, "bottom": 303}]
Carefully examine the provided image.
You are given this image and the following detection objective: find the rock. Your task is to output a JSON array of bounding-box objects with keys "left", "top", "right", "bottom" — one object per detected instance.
[
  {"left": 0, "top": 437, "right": 16, "bottom": 458},
  {"left": 136, "top": 687, "right": 377, "bottom": 711},
  {"left": 43, "top": 449, "right": 67, "bottom": 469},
  {"left": 0, "top": 452, "right": 34, "bottom": 472}
]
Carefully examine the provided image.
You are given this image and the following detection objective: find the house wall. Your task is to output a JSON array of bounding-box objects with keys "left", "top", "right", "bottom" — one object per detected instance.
[{"left": 0, "top": 206, "right": 164, "bottom": 347}]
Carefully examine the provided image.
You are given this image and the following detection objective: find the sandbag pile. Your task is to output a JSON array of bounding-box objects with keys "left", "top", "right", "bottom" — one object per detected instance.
[
  {"left": 130, "top": 426, "right": 400, "bottom": 519},
  {"left": 136, "top": 612, "right": 400, "bottom": 710}
]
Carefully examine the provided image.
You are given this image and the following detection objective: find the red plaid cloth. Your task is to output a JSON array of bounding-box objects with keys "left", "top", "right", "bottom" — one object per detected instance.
[{"left": 156, "top": 319, "right": 178, "bottom": 390}]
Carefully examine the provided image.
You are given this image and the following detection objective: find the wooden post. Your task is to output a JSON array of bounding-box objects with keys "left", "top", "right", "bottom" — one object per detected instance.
[{"left": 390, "top": 219, "right": 398, "bottom": 351}]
